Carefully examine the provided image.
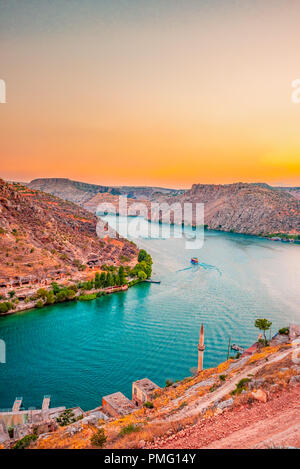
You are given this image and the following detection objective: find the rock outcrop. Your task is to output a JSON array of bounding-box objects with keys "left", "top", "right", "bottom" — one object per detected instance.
[
  {"left": 160, "top": 182, "right": 300, "bottom": 235},
  {"left": 27, "top": 179, "right": 300, "bottom": 236},
  {"left": 0, "top": 180, "right": 138, "bottom": 283}
]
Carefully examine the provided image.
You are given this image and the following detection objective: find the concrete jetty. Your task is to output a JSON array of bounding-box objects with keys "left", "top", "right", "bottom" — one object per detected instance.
[
  {"left": 42, "top": 395, "right": 51, "bottom": 410},
  {"left": 12, "top": 397, "right": 23, "bottom": 412}
]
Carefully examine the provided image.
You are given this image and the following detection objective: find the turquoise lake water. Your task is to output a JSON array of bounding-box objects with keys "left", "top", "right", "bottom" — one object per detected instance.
[{"left": 0, "top": 217, "right": 299, "bottom": 411}]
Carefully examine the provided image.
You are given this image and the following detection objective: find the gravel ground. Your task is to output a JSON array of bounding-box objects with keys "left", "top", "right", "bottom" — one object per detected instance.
[{"left": 150, "top": 384, "right": 300, "bottom": 449}]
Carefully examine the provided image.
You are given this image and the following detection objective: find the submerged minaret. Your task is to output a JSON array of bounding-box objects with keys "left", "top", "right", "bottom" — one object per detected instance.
[{"left": 198, "top": 323, "right": 205, "bottom": 372}]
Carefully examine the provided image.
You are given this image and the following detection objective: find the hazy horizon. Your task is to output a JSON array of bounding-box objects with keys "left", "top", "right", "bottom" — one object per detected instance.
[{"left": 2, "top": 174, "right": 299, "bottom": 190}]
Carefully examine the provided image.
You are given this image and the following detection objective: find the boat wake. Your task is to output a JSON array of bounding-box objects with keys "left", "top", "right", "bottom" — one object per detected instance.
[{"left": 177, "top": 262, "right": 222, "bottom": 276}]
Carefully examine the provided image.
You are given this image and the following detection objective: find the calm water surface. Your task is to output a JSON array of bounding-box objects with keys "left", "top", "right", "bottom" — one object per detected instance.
[{"left": 0, "top": 218, "right": 299, "bottom": 410}]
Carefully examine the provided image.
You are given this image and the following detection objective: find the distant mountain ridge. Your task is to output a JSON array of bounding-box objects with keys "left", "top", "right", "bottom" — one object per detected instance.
[
  {"left": 26, "top": 178, "right": 300, "bottom": 236},
  {"left": 27, "top": 178, "right": 180, "bottom": 204}
]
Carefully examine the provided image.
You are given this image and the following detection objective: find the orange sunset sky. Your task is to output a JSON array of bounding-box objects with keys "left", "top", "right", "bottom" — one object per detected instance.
[{"left": 0, "top": 0, "right": 300, "bottom": 188}]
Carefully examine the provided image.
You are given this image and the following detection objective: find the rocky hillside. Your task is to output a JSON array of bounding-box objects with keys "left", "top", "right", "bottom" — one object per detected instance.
[
  {"left": 31, "top": 327, "right": 300, "bottom": 449},
  {"left": 27, "top": 178, "right": 178, "bottom": 204},
  {"left": 0, "top": 180, "right": 138, "bottom": 283},
  {"left": 28, "top": 179, "right": 300, "bottom": 236},
  {"left": 276, "top": 187, "right": 300, "bottom": 200},
  {"left": 27, "top": 178, "right": 120, "bottom": 205},
  {"left": 83, "top": 192, "right": 152, "bottom": 215},
  {"left": 161, "top": 183, "right": 300, "bottom": 236}
]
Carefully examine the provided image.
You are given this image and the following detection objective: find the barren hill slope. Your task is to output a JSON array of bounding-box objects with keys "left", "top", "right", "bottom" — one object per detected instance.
[
  {"left": 27, "top": 179, "right": 300, "bottom": 236},
  {"left": 27, "top": 178, "right": 119, "bottom": 205},
  {"left": 0, "top": 180, "right": 138, "bottom": 283},
  {"left": 33, "top": 334, "right": 300, "bottom": 450},
  {"left": 164, "top": 183, "right": 300, "bottom": 235},
  {"left": 28, "top": 178, "right": 178, "bottom": 204}
]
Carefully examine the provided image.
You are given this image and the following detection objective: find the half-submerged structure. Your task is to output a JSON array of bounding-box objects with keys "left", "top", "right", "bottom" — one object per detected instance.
[
  {"left": 198, "top": 323, "right": 205, "bottom": 372},
  {"left": 132, "top": 378, "right": 160, "bottom": 407},
  {"left": 102, "top": 392, "right": 135, "bottom": 418}
]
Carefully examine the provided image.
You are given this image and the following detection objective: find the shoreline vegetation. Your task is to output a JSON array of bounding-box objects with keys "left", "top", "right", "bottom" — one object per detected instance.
[
  {"left": 196, "top": 226, "right": 299, "bottom": 243},
  {"left": 0, "top": 225, "right": 299, "bottom": 318},
  {"left": 0, "top": 249, "right": 153, "bottom": 317}
]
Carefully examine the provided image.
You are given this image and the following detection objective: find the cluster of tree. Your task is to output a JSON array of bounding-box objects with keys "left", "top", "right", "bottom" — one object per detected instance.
[
  {"left": 56, "top": 409, "right": 81, "bottom": 426},
  {"left": 12, "top": 433, "right": 38, "bottom": 450},
  {"left": 268, "top": 233, "right": 300, "bottom": 241},
  {"left": 0, "top": 249, "right": 153, "bottom": 313},
  {"left": 101, "top": 264, "right": 117, "bottom": 272},
  {"left": 0, "top": 301, "right": 14, "bottom": 314},
  {"left": 130, "top": 249, "right": 153, "bottom": 280},
  {"left": 78, "top": 293, "right": 98, "bottom": 301},
  {"left": 32, "top": 283, "right": 77, "bottom": 308},
  {"left": 94, "top": 266, "right": 126, "bottom": 289},
  {"left": 31, "top": 265, "right": 129, "bottom": 308}
]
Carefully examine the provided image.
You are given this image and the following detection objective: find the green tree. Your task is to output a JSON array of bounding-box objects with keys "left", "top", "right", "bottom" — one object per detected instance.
[
  {"left": 12, "top": 433, "right": 37, "bottom": 450},
  {"left": 0, "top": 302, "right": 13, "bottom": 314},
  {"left": 36, "top": 288, "right": 48, "bottom": 300},
  {"left": 118, "top": 266, "right": 126, "bottom": 285},
  {"left": 51, "top": 282, "right": 60, "bottom": 294},
  {"left": 138, "top": 270, "right": 147, "bottom": 281},
  {"left": 138, "top": 249, "right": 147, "bottom": 262},
  {"left": 94, "top": 272, "right": 101, "bottom": 289},
  {"left": 56, "top": 409, "right": 76, "bottom": 426},
  {"left": 143, "top": 401, "right": 154, "bottom": 409},
  {"left": 255, "top": 318, "right": 272, "bottom": 345},
  {"left": 139, "top": 261, "right": 152, "bottom": 278},
  {"left": 90, "top": 428, "right": 107, "bottom": 447},
  {"left": 100, "top": 272, "right": 106, "bottom": 287},
  {"left": 45, "top": 291, "right": 55, "bottom": 305},
  {"left": 8, "top": 290, "right": 15, "bottom": 298},
  {"left": 66, "top": 288, "right": 76, "bottom": 299},
  {"left": 55, "top": 290, "right": 68, "bottom": 302},
  {"left": 105, "top": 272, "right": 112, "bottom": 287}
]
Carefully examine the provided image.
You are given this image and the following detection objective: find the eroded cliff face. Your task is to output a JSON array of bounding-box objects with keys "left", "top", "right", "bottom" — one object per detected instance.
[
  {"left": 27, "top": 179, "right": 300, "bottom": 236},
  {"left": 87, "top": 183, "right": 300, "bottom": 236},
  {"left": 178, "top": 183, "right": 300, "bottom": 234},
  {"left": 0, "top": 180, "right": 138, "bottom": 282}
]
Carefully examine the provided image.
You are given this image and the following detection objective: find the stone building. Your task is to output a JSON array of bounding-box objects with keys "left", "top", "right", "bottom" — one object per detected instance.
[
  {"left": 132, "top": 378, "right": 160, "bottom": 407},
  {"left": 102, "top": 392, "right": 135, "bottom": 418}
]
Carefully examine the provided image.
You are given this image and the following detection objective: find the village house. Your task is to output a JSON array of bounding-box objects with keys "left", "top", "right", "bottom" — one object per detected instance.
[
  {"left": 102, "top": 392, "right": 135, "bottom": 418},
  {"left": 132, "top": 378, "right": 160, "bottom": 406}
]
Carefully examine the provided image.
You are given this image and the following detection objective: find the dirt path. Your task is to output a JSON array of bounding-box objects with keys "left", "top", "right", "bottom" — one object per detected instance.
[
  {"left": 160, "top": 348, "right": 294, "bottom": 423},
  {"left": 204, "top": 404, "right": 300, "bottom": 449},
  {"left": 151, "top": 384, "right": 300, "bottom": 449}
]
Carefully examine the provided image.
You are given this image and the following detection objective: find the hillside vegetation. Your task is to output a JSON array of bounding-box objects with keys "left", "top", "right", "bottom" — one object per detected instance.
[
  {"left": 34, "top": 332, "right": 300, "bottom": 449},
  {"left": 0, "top": 180, "right": 138, "bottom": 282}
]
